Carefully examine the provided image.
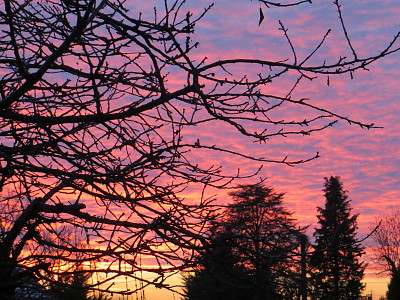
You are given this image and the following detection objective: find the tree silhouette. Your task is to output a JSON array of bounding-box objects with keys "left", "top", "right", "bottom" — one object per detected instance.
[
  {"left": 184, "top": 183, "right": 306, "bottom": 299},
  {"left": 309, "top": 176, "right": 365, "bottom": 300},
  {"left": 12, "top": 267, "right": 50, "bottom": 300},
  {"left": 224, "top": 184, "right": 305, "bottom": 299},
  {"left": 386, "top": 269, "right": 400, "bottom": 300},
  {"left": 46, "top": 266, "right": 112, "bottom": 300},
  {"left": 370, "top": 207, "right": 400, "bottom": 300},
  {"left": 0, "top": 0, "right": 399, "bottom": 297},
  {"left": 183, "top": 232, "right": 252, "bottom": 300}
]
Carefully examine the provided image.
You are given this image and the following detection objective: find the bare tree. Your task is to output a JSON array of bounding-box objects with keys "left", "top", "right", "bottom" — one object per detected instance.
[
  {"left": 370, "top": 208, "right": 400, "bottom": 300},
  {"left": 0, "top": 0, "right": 399, "bottom": 298},
  {"left": 371, "top": 208, "right": 400, "bottom": 275}
]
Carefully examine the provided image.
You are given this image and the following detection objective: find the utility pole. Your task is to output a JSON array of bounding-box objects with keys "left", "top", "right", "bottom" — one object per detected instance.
[{"left": 299, "top": 233, "right": 309, "bottom": 300}]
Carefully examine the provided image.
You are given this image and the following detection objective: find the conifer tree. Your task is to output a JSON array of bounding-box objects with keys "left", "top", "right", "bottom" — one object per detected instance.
[
  {"left": 224, "top": 183, "right": 304, "bottom": 299},
  {"left": 184, "top": 183, "right": 305, "bottom": 300},
  {"left": 310, "top": 176, "right": 365, "bottom": 300},
  {"left": 183, "top": 232, "right": 251, "bottom": 300}
]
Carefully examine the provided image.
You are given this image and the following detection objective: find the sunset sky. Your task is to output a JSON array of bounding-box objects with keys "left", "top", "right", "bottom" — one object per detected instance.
[
  {"left": 3, "top": 0, "right": 397, "bottom": 299},
  {"left": 137, "top": 0, "right": 399, "bottom": 299}
]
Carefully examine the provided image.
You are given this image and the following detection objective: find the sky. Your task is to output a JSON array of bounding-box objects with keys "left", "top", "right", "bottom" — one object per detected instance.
[
  {"left": 3, "top": 0, "right": 396, "bottom": 299},
  {"left": 135, "top": 0, "right": 400, "bottom": 299},
  {"left": 0, "top": 1, "right": 399, "bottom": 299}
]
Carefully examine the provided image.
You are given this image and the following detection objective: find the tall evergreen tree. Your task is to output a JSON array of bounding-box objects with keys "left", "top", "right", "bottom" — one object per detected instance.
[
  {"left": 310, "top": 176, "right": 365, "bottom": 300},
  {"left": 224, "top": 183, "right": 305, "bottom": 299},
  {"left": 183, "top": 232, "right": 252, "bottom": 300},
  {"left": 183, "top": 183, "right": 306, "bottom": 300}
]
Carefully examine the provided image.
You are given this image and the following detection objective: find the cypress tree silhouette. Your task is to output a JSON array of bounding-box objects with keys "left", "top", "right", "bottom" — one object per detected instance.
[{"left": 310, "top": 176, "right": 365, "bottom": 300}]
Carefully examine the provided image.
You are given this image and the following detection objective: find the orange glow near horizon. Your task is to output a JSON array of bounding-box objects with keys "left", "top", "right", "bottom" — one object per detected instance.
[
  {"left": 94, "top": 0, "right": 398, "bottom": 298},
  {"left": 138, "top": 0, "right": 399, "bottom": 298},
  {"left": 1, "top": 0, "right": 398, "bottom": 299}
]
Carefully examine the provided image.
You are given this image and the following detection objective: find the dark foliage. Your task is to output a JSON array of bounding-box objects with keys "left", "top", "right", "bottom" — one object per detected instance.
[
  {"left": 184, "top": 183, "right": 306, "bottom": 300},
  {"left": 386, "top": 268, "right": 400, "bottom": 300},
  {"left": 310, "top": 176, "right": 365, "bottom": 300},
  {"left": 46, "top": 268, "right": 112, "bottom": 300},
  {"left": 183, "top": 232, "right": 253, "bottom": 300}
]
